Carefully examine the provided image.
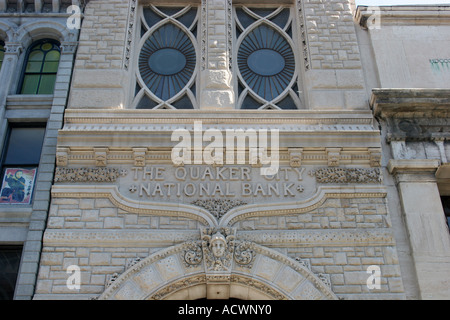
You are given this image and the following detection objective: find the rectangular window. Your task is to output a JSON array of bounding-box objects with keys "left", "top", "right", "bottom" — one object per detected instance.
[
  {"left": 0, "top": 246, "right": 22, "bottom": 300},
  {"left": 442, "top": 196, "right": 450, "bottom": 231},
  {"left": 0, "top": 125, "right": 45, "bottom": 205},
  {"left": 0, "top": 41, "right": 4, "bottom": 71}
]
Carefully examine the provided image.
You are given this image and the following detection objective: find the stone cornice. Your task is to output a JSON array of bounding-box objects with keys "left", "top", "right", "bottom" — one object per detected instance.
[
  {"left": 0, "top": 0, "right": 89, "bottom": 15},
  {"left": 371, "top": 88, "right": 450, "bottom": 119},
  {"left": 356, "top": 5, "right": 450, "bottom": 28},
  {"left": 58, "top": 109, "right": 381, "bottom": 149},
  {"left": 371, "top": 89, "right": 450, "bottom": 142},
  {"left": 62, "top": 108, "right": 376, "bottom": 125}
]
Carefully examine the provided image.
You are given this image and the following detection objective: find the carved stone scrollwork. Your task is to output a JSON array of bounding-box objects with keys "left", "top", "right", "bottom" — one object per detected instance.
[
  {"left": 233, "top": 241, "right": 255, "bottom": 268},
  {"left": 182, "top": 241, "right": 203, "bottom": 268}
]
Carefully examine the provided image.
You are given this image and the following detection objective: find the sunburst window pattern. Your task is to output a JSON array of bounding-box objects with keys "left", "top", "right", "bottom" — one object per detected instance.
[
  {"left": 139, "top": 23, "right": 196, "bottom": 101},
  {"left": 134, "top": 6, "right": 198, "bottom": 109},
  {"left": 238, "top": 24, "right": 295, "bottom": 102},
  {"left": 235, "top": 6, "right": 302, "bottom": 110}
]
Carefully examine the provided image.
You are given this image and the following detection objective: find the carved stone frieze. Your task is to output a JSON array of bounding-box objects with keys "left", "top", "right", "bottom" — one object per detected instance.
[
  {"left": 386, "top": 117, "right": 450, "bottom": 142},
  {"left": 54, "top": 167, "right": 121, "bottom": 183},
  {"left": 308, "top": 167, "right": 382, "bottom": 184}
]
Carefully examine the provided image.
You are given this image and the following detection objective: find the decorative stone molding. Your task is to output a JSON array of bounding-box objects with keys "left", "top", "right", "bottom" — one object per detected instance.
[
  {"left": 43, "top": 228, "right": 396, "bottom": 249},
  {"left": 56, "top": 148, "right": 69, "bottom": 167},
  {"left": 132, "top": 148, "right": 147, "bottom": 167},
  {"left": 296, "top": 0, "right": 310, "bottom": 71},
  {"left": 94, "top": 148, "right": 108, "bottom": 167},
  {"left": 60, "top": 41, "right": 78, "bottom": 54},
  {"left": 289, "top": 148, "right": 303, "bottom": 168},
  {"left": 327, "top": 148, "right": 341, "bottom": 167},
  {"left": 308, "top": 168, "right": 382, "bottom": 184},
  {"left": 191, "top": 199, "right": 247, "bottom": 220},
  {"left": 124, "top": 0, "right": 137, "bottom": 71},
  {"left": 106, "top": 273, "right": 119, "bottom": 288}
]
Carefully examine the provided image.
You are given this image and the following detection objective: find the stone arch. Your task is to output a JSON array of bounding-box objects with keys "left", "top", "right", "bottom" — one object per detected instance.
[
  {"left": 98, "top": 238, "right": 337, "bottom": 300},
  {"left": 0, "top": 20, "right": 17, "bottom": 42},
  {"left": 14, "top": 20, "right": 76, "bottom": 47}
]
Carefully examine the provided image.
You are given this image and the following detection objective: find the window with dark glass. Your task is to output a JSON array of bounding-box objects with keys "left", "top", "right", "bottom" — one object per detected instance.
[
  {"left": 442, "top": 196, "right": 450, "bottom": 231},
  {"left": 134, "top": 5, "right": 199, "bottom": 109},
  {"left": 0, "top": 246, "right": 22, "bottom": 300},
  {"left": 19, "top": 40, "right": 60, "bottom": 94},
  {"left": 234, "top": 6, "right": 302, "bottom": 110},
  {"left": 0, "top": 41, "right": 4, "bottom": 71},
  {"left": 0, "top": 125, "right": 45, "bottom": 204}
]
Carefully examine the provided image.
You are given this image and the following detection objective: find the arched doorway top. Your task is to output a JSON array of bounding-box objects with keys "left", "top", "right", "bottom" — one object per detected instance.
[{"left": 98, "top": 228, "right": 337, "bottom": 300}]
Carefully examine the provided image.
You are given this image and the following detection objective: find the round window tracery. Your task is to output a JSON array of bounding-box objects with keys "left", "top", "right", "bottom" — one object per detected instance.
[
  {"left": 234, "top": 6, "right": 303, "bottom": 110},
  {"left": 134, "top": 5, "right": 199, "bottom": 110},
  {"left": 237, "top": 24, "right": 295, "bottom": 102},
  {"left": 139, "top": 23, "right": 196, "bottom": 101}
]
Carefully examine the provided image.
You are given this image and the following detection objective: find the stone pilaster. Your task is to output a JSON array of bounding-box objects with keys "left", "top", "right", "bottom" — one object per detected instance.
[
  {"left": 199, "top": 0, "right": 234, "bottom": 110},
  {"left": 388, "top": 159, "right": 450, "bottom": 299}
]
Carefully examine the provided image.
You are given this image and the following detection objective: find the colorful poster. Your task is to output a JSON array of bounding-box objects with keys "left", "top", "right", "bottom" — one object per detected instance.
[{"left": 0, "top": 168, "right": 37, "bottom": 204}]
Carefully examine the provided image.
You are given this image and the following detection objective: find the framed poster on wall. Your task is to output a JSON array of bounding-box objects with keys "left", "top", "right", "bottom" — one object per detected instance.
[{"left": 0, "top": 168, "right": 37, "bottom": 204}]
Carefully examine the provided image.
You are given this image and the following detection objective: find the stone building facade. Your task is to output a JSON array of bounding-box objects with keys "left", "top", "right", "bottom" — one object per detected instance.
[{"left": 0, "top": 0, "right": 448, "bottom": 300}]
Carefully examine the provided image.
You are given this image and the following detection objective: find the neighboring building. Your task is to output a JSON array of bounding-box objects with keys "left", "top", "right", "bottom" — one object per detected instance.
[
  {"left": 0, "top": 0, "right": 448, "bottom": 300},
  {"left": 0, "top": 0, "right": 82, "bottom": 300}
]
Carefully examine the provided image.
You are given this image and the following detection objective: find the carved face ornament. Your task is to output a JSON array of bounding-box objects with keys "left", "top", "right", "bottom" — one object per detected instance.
[{"left": 210, "top": 232, "right": 227, "bottom": 258}]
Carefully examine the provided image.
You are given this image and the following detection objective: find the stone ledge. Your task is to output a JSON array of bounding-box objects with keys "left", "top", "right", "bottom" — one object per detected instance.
[
  {"left": 356, "top": 5, "right": 450, "bottom": 28},
  {"left": 387, "top": 159, "right": 441, "bottom": 175}
]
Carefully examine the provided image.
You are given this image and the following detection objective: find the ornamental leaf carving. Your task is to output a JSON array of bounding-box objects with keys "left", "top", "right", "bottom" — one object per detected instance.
[
  {"left": 54, "top": 167, "right": 120, "bottom": 183},
  {"left": 191, "top": 199, "right": 247, "bottom": 219},
  {"left": 309, "top": 168, "right": 382, "bottom": 184}
]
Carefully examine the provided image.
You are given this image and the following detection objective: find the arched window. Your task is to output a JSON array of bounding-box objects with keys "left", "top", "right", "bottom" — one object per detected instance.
[
  {"left": 20, "top": 40, "right": 61, "bottom": 94},
  {"left": 0, "top": 41, "right": 5, "bottom": 71}
]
